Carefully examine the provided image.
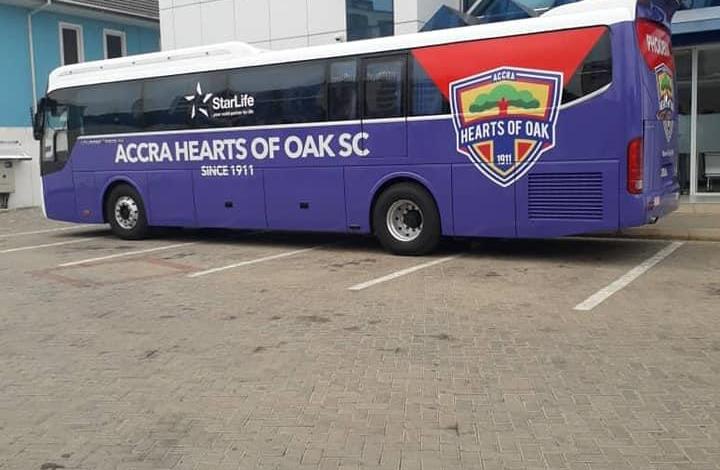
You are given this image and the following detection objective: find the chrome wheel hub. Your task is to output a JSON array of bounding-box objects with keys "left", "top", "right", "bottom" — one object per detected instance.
[
  {"left": 386, "top": 199, "right": 423, "bottom": 242},
  {"left": 114, "top": 196, "right": 139, "bottom": 230}
]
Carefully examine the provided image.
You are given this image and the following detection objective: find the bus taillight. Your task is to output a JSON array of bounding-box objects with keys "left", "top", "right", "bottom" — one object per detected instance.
[{"left": 628, "top": 138, "right": 644, "bottom": 195}]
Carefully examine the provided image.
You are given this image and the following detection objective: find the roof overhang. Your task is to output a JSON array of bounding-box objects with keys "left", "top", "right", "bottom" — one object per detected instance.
[
  {"left": 672, "top": 5, "right": 720, "bottom": 35},
  {"left": 0, "top": 141, "right": 32, "bottom": 161}
]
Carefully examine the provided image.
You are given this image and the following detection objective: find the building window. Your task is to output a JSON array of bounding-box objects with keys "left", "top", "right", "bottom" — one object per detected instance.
[
  {"left": 684, "top": 0, "right": 720, "bottom": 9},
  {"left": 674, "top": 46, "right": 720, "bottom": 196},
  {"left": 696, "top": 48, "right": 720, "bottom": 193},
  {"left": 59, "top": 23, "right": 84, "bottom": 65},
  {"left": 676, "top": 50, "right": 692, "bottom": 195},
  {"left": 464, "top": 0, "right": 582, "bottom": 18},
  {"left": 104, "top": 30, "right": 127, "bottom": 59},
  {"left": 346, "top": 0, "right": 394, "bottom": 41},
  {"left": 462, "top": 0, "right": 478, "bottom": 12}
]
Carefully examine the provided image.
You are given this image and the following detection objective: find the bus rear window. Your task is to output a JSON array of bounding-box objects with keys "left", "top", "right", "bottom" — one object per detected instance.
[{"left": 562, "top": 30, "right": 612, "bottom": 104}]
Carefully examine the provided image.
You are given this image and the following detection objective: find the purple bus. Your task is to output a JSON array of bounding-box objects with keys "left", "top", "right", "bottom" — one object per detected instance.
[{"left": 33, "top": 0, "right": 680, "bottom": 255}]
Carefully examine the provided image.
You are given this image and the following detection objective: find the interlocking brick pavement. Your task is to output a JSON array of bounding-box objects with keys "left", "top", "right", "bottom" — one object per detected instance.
[{"left": 1, "top": 210, "right": 720, "bottom": 470}]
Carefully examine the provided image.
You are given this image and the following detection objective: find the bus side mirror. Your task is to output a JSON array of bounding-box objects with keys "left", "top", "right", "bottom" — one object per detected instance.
[{"left": 32, "top": 98, "right": 46, "bottom": 141}]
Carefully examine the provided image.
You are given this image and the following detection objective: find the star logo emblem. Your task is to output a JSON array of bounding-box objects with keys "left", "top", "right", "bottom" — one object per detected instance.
[{"left": 185, "top": 82, "right": 213, "bottom": 119}]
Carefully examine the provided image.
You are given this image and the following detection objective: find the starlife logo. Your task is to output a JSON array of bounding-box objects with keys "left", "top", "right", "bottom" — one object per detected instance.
[
  {"left": 185, "top": 83, "right": 212, "bottom": 119},
  {"left": 185, "top": 82, "right": 255, "bottom": 120}
]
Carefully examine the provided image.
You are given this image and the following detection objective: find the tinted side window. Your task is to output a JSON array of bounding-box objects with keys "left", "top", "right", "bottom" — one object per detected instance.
[
  {"left": 410, "top": 57, "right": 449, "bottom": 116},
  {"left": 562, "top": 31, "right": 612, "bottom": 104},
  {"left": 279, "top": 62, "right": 327, "bottom": 124},
  {"left": 228, "top": 61, "right": 327, "bottom": 126},
  {"left": 53, "top": 81, "right": 143, "bottom": 136},
  {"left": 143, "top": 71, "right": 227, "bottom": 131},
  {"left": 364, "top": 55, "right": 406, "bottom": 119},
  {"left": 329, "top": 60, "right": 359, "bottom": 121}
]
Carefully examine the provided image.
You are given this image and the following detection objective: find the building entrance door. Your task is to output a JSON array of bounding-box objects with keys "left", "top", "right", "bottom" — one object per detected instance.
[
  {"left": 676, "top": 50, "right": 692, "bottom": 194},
  {"left": 675, "top": 45, "right": 720, "bottom": 198},
  {"left": 695, "top": 47, "right": 720, "bottom": 194}
]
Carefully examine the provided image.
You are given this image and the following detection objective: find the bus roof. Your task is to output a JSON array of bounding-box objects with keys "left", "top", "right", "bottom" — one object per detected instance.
[{"left": 46, "top": 0, "right": 637, "bottom": 94}]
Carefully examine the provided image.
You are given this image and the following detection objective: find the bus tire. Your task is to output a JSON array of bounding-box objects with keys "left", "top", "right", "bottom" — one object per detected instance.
[
  {"left": 373, "top": 183, "right": 441, "bottom": 256},
  {"left": 106, "top": 184, "right": 149, "bottom": 240}
]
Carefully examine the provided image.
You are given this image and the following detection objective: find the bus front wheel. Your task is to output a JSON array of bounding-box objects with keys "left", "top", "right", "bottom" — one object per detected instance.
[
  {"left": 373, "top": 183, "right": 441, "bottom": 256},
  {"left": 106, "top": 184, "right": 149, "bottom": 240}
]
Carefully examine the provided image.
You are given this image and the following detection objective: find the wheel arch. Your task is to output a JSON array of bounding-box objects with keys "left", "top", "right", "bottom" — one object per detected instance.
[
  {"left": 368, "top": 173, "right": 442, "bottom": 234},
  {"left": 100, "top": 177, "right": 143, "bottom": 223}
]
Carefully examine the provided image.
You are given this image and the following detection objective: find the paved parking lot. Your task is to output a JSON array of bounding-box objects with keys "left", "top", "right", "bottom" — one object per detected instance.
[{"left": 1, "top": 208, "right": 720, "bottom": 470}]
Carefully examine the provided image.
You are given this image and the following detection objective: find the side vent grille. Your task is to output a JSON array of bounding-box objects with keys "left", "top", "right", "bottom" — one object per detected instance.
[{"left": 528, "top": 172, "right": 604, "bottom": 220}]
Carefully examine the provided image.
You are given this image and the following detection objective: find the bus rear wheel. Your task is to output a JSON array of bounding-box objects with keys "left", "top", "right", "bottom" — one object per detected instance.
[
  {"left": 373, "top": 183, "right": 441, "bottom": 256},
  {"left": 106, "top": 184, "right": 149, "bottom": 240}
]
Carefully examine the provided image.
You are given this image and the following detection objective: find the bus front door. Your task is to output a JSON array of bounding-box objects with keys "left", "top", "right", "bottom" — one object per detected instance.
[{"left": 41, "top": 104, "right": 79, "bottom": 222}]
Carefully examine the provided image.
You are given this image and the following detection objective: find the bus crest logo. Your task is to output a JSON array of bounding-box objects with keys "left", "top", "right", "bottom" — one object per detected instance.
[
  {"left": 655, "top": 63, "right": 674, "bottom": 143},
  {"left": 450, "top": 67, "right": 563, "bottom": 187}
]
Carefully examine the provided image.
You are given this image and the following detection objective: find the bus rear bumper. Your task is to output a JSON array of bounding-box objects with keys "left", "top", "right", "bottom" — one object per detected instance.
[{"left": 645, "top": 187, "right": 680, "bottom": 224}]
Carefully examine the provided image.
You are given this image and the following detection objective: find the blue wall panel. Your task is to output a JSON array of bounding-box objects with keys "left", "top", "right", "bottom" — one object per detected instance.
[
  {"left": 0, "top": 4, "right": 33, "bottom": 127},
  {"left": 127, "top": 25, "right": 161, "bottom": 55}
]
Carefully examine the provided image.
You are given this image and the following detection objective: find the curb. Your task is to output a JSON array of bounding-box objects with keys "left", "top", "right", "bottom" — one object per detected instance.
[
  {"left": 602, "top": 204, "right": 720, "bottom": 242},
  {"left": 595, "top": 228, "right": 720, "bottom": 242},
  {"left": 676, "top": 203, "right": 720, "bottom": 215},
  {"left": 0, "top": 207, "right": 36, "bottom": 213}
]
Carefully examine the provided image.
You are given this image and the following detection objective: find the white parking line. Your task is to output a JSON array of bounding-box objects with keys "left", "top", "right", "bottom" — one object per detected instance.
[
  {"left": 188, "top": 247, "right": 316, "bottom": 278},
  {"left": 0, "top": 238, "right": 91, "bottom": 254},
  {"left": 574, "top": 241, "right": 684, "bottom": 312},
  {"left": 348, "top": 255, "right": 459, "bottom": 291},
  {"left": 0, "top": 225, "right": 93, "bottom": 238},
  {"left": 58, "top": 242, "right": 197, "bottom": 267}
]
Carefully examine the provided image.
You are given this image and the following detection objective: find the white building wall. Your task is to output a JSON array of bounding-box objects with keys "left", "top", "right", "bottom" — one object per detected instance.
[
  {"left": 1, "top": 128, "right": 43, "bottom": 210},
  {"left": 160, "top": 0, "right": 461, "bottom": 50}
]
